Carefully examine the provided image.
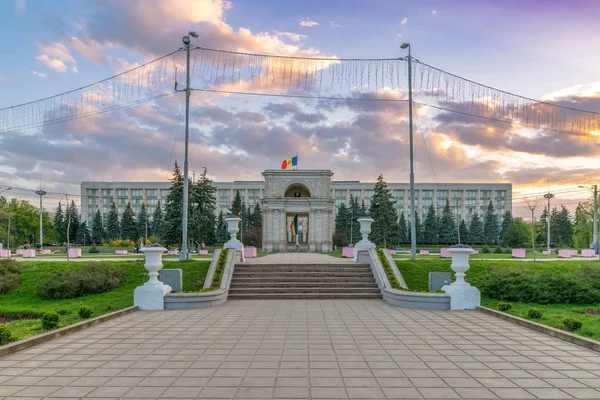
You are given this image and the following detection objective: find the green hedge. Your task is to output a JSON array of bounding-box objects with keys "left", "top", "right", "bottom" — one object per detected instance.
[
  {"left": 37, "top": 263, "right": 126, "bottom": 299},
  {"left": 376, "top": 248, "right": 400, "bottom": 289},
  {"left": 0, "top": 259, "right": 21, "bottom": 294},
  {"left": 210, "top": 249, "right": 229, "bottom": 289}
]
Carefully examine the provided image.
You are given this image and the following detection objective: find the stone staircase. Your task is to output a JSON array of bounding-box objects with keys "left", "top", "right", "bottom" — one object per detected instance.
[{"left": 228, "top": 262, "right": 381, "bottom": 299}]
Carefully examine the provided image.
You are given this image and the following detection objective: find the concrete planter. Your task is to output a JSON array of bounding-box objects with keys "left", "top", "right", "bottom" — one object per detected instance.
[
  {"left": 354, "top": 217, "right": 375, "bottom": 261},
  {"left": 442, "top": 247, "right": 480, "bottom": 310},
  {"left": 224, "top": 217, "right": 243, "bottom": 250},
  {"left": 383, "top": 289, "right": 450, "bottom": 310},
  {"left": 165, "top": 289, "right": 228, "bottom": 309},
  {"left": 134, "top": 247, "right": 172, "bottom": 310}
]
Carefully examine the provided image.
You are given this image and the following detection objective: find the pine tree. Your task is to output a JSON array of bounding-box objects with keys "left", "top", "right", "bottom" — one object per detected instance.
[
  {"left": 459, "top": 219, "right": 469, "bottom": 244},
  {"left": 369, "top": 175, "right": 399, "bottom": 247},
  {"left": 66, "top": 200, "right": 80, "bottom": 245},
  {"left": 483, "top": 201, "right": 499, "bottom": 245},
  {"left": 230, "top": 190, "right": 244, "bottom": 216},
  {"left": 551, "top": 205, "right": 573, "bottom": 247},
  {"left": 189, "top": 172, "right": 217, "bottom": 246},
  {"left": 54, "top": 202, "right": 66, "bottom": 243},
  {"left": 250, "top": 203, "right": 263, "bottom": 230},
  {"left": 75, "top": 221, "right": 91, "bottom": 245},
  {"left": 136, "top": 203, "right": 149, "bottom": 244},
  {"left": 500, "top": 210, "right": 513, "bottom": 241},
  {"left": 408, "top": 210, "right": 423, "bottom": 245},
  {"left": 335, "top": 203, "right": 350, "bottom": 239},
  {"left": 106, "top": 202, "right": 120, "bottom": 241},
  {"left": 398, "top": 212, "right": 408, "bottom": 244},
  {"left": 91, "top": 209, "right": 104, "bottom": 244},
  {"left": 120, "top": 202, "right": 137, "bottom": 241},
  {"left": 537, "top": 206, "right": 548, "bottom": 246},
  {"left": 423, "top": 204, "right": 438, "bottom": 245},
  {"left": 468, "top": 213, "right": 484, "bottom": 245},
  {"left": 439, "top": 199, "right": 456, "bottom": 244},
  {"left": 163, "top": 162, "right": 184, "bottom": 246},
  {"left": 151, "top": 200, "right": 164, "bottom": 239},
  {"left": 216, "top": 211, "right": 229, "bottom": 243},
  {"left": 349, "top": 195, "right": 361, "bottom": 244}
]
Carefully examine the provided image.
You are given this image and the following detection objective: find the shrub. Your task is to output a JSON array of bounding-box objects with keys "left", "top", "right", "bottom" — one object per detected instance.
[
  {"left": 481, "top": 246, "right": 490, "bottom": 253},
  {"left": 41, "top": 311, "right": 60, "bottom": 330},
  {"left": 498, "top": 301, "right": 512, "bottom": 312},
  {"left": 0, "top": 324, "right": 12, "bottom": 345},
  {"left": 37, "top": 263, "right": 126, "bottom": 299},
  {"left": 377, "top": 248, "right": 400, "bottom": 289},
  {"left": 78, "top": 306, "right": 95, "bottom": 319},
  {"left": 0, "top": 259, "right": 22, "bottom": 294},
  {"left": 563, "top": 318, "right": 583, "bottom": 332},
  {"left": 106, "top": 301, "right": 113, "bottom": 311},
  {"left": 527, "top": 308, "right": 543, "bottom": 319},
  {"left": 211, "top": 249, "right": 229, "bottom": 289},
  {"left": 244, "top": 228, "right": 262, "bottom": 247},
  {"left": 89, "top": 244, "right": 99, "bottom": 253},
  {"left": 494, "top": 246, "right": 502, "bottom": 254},
  {"left": 332, "top": 232, "right": 349, "bottom": 248},
  {"left": 477, "top": 266, "right": 600, "bottom": 304}
]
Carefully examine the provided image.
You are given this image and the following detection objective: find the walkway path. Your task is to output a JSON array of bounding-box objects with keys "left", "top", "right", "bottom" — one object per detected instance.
[{"left": 1, "top": 300, "right": 599, "bottom": 399}]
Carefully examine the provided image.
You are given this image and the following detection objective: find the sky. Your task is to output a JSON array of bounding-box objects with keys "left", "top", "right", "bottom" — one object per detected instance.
[{"left": 1, "top": 0, "right": 600, "bottom": 219}]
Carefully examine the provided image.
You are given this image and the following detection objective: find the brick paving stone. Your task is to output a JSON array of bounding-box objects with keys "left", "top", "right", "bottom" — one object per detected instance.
[{"left": 2, "top": 299, "right": 600, "bottom": 399}]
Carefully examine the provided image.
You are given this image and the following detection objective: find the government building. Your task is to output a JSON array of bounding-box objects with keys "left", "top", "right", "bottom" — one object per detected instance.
[{"left": 81, "top": 171, "right": 511, "bottom": 251}]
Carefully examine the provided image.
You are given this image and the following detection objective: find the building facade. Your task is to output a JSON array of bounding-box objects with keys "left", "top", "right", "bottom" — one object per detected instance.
[{"left": 81, "top": 178, "right": 512, "bottom": 227}]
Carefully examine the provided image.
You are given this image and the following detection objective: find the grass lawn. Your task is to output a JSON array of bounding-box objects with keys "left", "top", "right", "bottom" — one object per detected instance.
[
  {"left": 1, "top": 260, "right": 210, "bottom": 342},
  {"left": 395, "top": 258, "right": 600, "bottom": 341}
]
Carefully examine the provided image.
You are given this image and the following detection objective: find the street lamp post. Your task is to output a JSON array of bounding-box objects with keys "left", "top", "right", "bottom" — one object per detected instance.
[
  {"left": 543, "top": 192, "right": 554, "bottom": 251},
  {"left": 401, "top": 42, "right": 416, "bottom": 261},
  {"left": 175, "top": 30, "right": 198, "bottom": 261},
  {"left": 35, "top": 190, "right": 47, "bottom": 250}
]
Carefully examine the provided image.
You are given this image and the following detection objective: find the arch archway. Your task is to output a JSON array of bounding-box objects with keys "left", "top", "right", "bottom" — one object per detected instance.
[{"left": 284, "top": 183, "right": 311, "bottom": 198}]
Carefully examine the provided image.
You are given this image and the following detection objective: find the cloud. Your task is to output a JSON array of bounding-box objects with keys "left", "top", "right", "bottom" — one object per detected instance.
[
  {"left": 401, "top": 17, "right": 408, "bottom": 24},
  {"left": 15, "top": 0, "right": 26, "bottom": 14},
  {"left": 329, "top": 21, "right": 341, "bottom": 28},
  {"left": 273, "top": 31, "right": 307, "bottom": 42},
  {"left": 67, "top": 36, "right": 107, "bottom": 64},
  {"left": 31, "top": 70, "right": 47, "bottom": 78},
  {"left": 432, "top": 10, "right": 437, "bottom": 15},
  {"left": 262, "top": 102, "right": 302, "bottom": 119},
  {"left": 299, "top": 18, "right": 319, "bottom": 27},
  {"left": 395, "top": 33, "right": 403, "bottom": 41},
  {"left": 35, "top": 41, "right": 76, "bottom": 73}
]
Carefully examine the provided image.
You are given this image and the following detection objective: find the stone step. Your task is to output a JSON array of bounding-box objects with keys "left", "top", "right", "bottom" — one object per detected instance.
[
  {"left": 235, "top": 263, "right": 369, "bottom": 269},
  {"left": 230, "top": 282, "right": 379, "bottom": 288},
  {"left": 232, "top": 277, "right": 377, "bottom": 283},
  {"left": 232, "top": 272, "right": 375, "bottom": 278},
  {"left": 228, "top": 293, "right": 382, "bottom": 300},
  {"left": 229, "top": 287, "right": 381, "bottom": 294}
]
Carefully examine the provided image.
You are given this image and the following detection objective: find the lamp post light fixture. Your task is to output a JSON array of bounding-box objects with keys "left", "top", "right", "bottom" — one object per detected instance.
[
  {"left": 401, "top": 42, "right": 416, "bottom": 261},
  {"left": 35, "top": 190, "right": 47, "bottom": 251},
  {"left": 543, "top": 192, "right": 554, "bottom": 251},
  {"left": 176, "top": 30, "right": 199, "bottom": 261}
]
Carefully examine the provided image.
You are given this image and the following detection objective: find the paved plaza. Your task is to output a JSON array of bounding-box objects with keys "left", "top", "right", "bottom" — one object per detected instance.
[{"left": 1, "top": 300, "right": 600, "bottom": 399}]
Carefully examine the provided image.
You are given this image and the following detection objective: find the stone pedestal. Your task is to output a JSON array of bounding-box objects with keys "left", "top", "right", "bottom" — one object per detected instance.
[
  {"left": 224, "top": 217, "right": 243, "bottom": 251},
  {"left": 442, "top": 247, "right": 480, "bottom": 310},
  {"left": 134, "top": 246, "right": 172, "bottom": 310},
  {"left": 354, "top": 217, "right": 375, "bottom": 261}
]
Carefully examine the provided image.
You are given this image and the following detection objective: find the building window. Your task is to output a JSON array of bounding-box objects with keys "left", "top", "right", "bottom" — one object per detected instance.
[
  {"left": 248, "top": 189, "right": 260, "bottom": 208},
  {"left": 102, "top": 189, "right": 114, "bottom": 209},
  {"left": 480, "top": 190, "right": 491, "bottom": 212},
  {"left": 393, "top": 190, "right": 404, "bottom": 213},
  {"left": 349, "top": 190, "right": 361, "bottom": 203},
  {"left": 363, "top": 189, "right": 373, "bottom": 206},
  {"left": 87, "top": 189, "right": 98, "bottom": 212},
  {"left": 219, "top": 190, "right": 231, "bottom": 211},
  {"left": 335, "top": 190, "right": 347, "bottom": 210},
  {"left": 436, "top": 190, "right": 448, "bottom": 211}
]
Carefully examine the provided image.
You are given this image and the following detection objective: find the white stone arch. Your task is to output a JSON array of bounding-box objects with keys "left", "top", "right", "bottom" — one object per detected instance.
[{"left": 283, "top": 181, "right": 312, "bottom": 198}]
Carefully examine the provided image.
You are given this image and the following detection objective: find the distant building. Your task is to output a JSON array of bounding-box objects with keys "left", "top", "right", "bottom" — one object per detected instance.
[{"left": 81, "top": 176, "right": 512, "bottom": 228}]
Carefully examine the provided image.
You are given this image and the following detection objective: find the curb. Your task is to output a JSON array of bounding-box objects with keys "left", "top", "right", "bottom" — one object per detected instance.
[
  {"left": 0, "top": 306, "right": 139, "bottom": 358},
  {"left": 477, "top": 306, "right": 600, "bottom": 353}
]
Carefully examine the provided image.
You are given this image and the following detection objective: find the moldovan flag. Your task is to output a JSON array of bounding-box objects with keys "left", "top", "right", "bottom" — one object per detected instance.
[
  {"left": 290, "top": 214, "right": 298, "bottom": 236},
  {"left": 281, "top": 156, "right": 298, "bottom": 170}
]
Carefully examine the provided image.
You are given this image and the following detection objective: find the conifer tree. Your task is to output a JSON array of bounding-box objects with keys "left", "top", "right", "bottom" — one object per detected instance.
[
  {"left": 349, "top": 195, "right": 361, "bottom": 244},
  {"left": 189, "top": 172, "right": 217, "bottom": 246},
  {"left": 216, "top": 211, "right": 229, "bottom": 243},
  {"left": 75, "top": 221, "right": 91, "bottom": 245},
  {"left": 151, "top": 200, "right": 164, "bottom": 239},
  {"left": 369, "top": 175, "right": 399, "bottom": 247},
  {"left": 91, "top": 209, "right": 104, "bottom": 244},
  {"left": 459, "top": 219, "right": 469, "bottom": 244},
  {"left": 66, "top": 200, "right": 80, "bottom": 245},
  {"left": 136, "top": 203, "right": 149, "bottom": 244},
  {"left": 250, "top": 203, "right": 263, "bottom": 230},
  {"left": 54, "top": 202, "right": 66, "bottom": 243},
  {"left": 468, "top": 213, "right": 484, "bottom": 245},
  {"left": 573, "top": 202, "right": 592, "bottom": 249},
  {"left": 439, "top": 199, "right": 456, "bottom": 244},
  {"left": 423, "top": 204, "right": 437, "bottom": 245},
  {"left": 483, "top": 201, "right": 499, "bottom": 245},
  {"left": 106, "top": 201, "right": 120, "bottom": 241},
  {"left": 230, "top": 190, "right": 244, "bottom": 216},
  {"left": 120, "top": 202, "right": 137, "bottom": 241},
  {"left": 163, "top": 162, "right": 184, "bottom": 246},
  {"left": 398, "top": 212, "right": 408, "bottom": 244},
  {"left": 335, "top": 203, "right": 350, "bottom": 239},
  {"left": 408, "top": 210, "right": 423, "bottom": 245},
  {"left": 536, "top": 206, "right": 548, "bottom": 246},
  {"left": 500, "top": 210, "right": 513, "bottom": 241}
]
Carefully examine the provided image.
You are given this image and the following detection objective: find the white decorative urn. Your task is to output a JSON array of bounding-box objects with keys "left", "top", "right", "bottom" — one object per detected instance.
[
  {"left": 354, "top": 217, "right": 376, "bottom": 261},
  {"left": 224, "top": 217, "right": 243, "bottom": 250},
  {"left": 134, "top": 246, "right": 172, "bottom": 310},
  {"left": 442, "top": 246, "right": 480, "bottom": 310}
]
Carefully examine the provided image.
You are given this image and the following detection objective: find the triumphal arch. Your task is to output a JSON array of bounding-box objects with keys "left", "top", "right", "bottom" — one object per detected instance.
[{"left": 261, "top": 170, "right": 335, "bottom": 252}]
